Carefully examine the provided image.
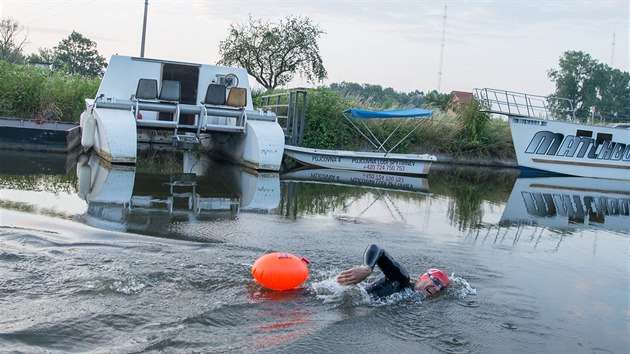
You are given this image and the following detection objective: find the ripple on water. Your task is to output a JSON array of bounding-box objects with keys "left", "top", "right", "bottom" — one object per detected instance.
[{"left": 0, "top": 313, "right": 149, "bottom": 352}]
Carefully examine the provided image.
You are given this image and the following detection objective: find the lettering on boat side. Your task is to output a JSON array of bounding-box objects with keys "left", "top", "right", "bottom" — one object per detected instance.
[
  {"left": 513, "top": 118, "right": 548, "bottom": 126},
  {"left": 311, "top": 155, "right": 342, "bottom": 163},
  {"left": 521, "top": 191, "right": 630, "bottom": 223},
  {"left": 350, "top": 157, "right": 416, "bottom": 166},
  {"left": 524, "top": 131, "right": 630, "bottom": 161}
]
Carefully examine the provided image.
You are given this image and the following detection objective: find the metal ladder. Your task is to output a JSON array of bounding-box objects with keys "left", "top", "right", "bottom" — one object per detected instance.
[{"left": 261, "top": 89, "right": 307, "bottom": 146}]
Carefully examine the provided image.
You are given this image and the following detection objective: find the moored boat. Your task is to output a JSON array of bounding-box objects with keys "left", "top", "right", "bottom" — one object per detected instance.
[
  {"left": 0, "top": 117, "right": 80, "bottom": 152},
  {"left": 284, "top": 108, "right": 437, "bottom": 175},
  {"left": 474, "top": 88, "right": 630, "bottom": 180},
  {"left": 79, "top": 55, "right": 284, "bottom": 170}
]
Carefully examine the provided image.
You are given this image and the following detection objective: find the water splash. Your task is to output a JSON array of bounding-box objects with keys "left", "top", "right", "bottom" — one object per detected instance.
[{"left": 448, "top": 273, "right": 477, "bottom": 299}]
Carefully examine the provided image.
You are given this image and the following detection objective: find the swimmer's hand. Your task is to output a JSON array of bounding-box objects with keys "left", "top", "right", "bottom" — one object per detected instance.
[{"left": 336, "top": 265, "right": 372, "bottom": 286}]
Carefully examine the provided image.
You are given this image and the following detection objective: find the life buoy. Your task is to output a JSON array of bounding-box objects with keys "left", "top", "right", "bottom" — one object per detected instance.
[
  {"left": 252, "top": 252, "right": 309, "bottom": 291},
  {"left": 81, "top": 112, "right": 96, "bottom": 149}
]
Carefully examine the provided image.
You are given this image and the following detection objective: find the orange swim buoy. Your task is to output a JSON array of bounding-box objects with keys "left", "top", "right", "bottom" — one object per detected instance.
[{"left": 252, "top": 252, "right": 309, "bottom": 291}]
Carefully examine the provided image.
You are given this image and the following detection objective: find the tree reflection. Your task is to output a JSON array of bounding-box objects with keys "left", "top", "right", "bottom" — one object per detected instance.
[{"left": 430, "top": 166, "right": 516, "bottom": 231}]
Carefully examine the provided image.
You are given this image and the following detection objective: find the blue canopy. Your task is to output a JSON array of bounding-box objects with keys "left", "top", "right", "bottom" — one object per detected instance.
[{"left": 343, "top": 108, "right": 433, "bottom": 119}]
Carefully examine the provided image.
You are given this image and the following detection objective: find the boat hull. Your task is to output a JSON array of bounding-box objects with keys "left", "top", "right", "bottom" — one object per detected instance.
[
  {"left": 0, "top": 118, "right": 80, "bottom": 152},
  {"left": 283, "top": 145, "right": 435, "bottom": 175},
  {"left": 509, "top": 116, "right": 630, "bottom": 180}
]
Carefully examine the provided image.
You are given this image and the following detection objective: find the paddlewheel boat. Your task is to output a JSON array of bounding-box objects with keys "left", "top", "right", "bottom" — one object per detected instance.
[{"left": 80, "top": 55, "right": 284, "bottom": 170}]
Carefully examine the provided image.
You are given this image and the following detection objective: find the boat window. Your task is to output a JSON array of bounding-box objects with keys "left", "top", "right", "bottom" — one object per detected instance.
[
  {"left": 596, "top": 133, "right": 612, "bottom": 144},
  {"left": 576, "top": 129, "right": 592, "bottom": 138}
]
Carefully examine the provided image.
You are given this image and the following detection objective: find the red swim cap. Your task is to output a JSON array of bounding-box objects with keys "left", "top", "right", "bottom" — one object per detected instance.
[{"left": 419, "top": 268, "right": 449, "bottom": 288}]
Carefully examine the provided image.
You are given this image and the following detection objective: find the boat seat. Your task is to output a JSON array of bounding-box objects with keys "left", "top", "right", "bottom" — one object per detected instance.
[
  {"left": 203, "top": 83, "right": 226, "bottom": 106},
  {"left": 226, "top": 87, "right": 247, "bottom": 107},
  {"left": 135, "top": 78, "right": 158, "bottom": 100},
  {"left": 159, "top": 80, "right": 181, "bottom": 102}
]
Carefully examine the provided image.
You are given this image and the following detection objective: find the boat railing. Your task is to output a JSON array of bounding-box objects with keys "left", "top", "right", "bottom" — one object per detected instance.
[
  {"left": 92, "top": 95, "right": 277, "bottom": 135},
  {"left": 472, "top": 88, "right": 576, "bottom": 120}
]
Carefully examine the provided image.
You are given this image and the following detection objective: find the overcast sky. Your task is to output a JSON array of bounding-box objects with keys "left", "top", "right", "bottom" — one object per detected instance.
[{"left": 1, "top": 0, "right": 627, "bottom": 96}]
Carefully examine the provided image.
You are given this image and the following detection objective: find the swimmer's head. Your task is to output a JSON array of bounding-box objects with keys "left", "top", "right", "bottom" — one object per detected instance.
[{"left": 414, "top": 268, "right": 449, "bottom": 297}]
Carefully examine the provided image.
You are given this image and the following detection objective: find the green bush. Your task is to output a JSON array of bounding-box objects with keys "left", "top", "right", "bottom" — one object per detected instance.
[{"left": 0, "top": 60, "right": 99, "bottom": 122}]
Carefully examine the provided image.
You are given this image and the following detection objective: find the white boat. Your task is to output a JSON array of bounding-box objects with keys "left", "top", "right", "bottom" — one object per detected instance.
[
  {"left": 79, "top": 55, "right": 284, "bottom": 170},
  {"left": 283, "top": 145, "right": 434, "bottom": 175},
  {"left": 500, "top": 176, "right": 630, "bottom": 233},
  {"left": 284, "top": 108, "right": 437, "bottom": 175},
  {"left": 474, "top": 88, "right": 630, "bottom": 180},
  {"left": 281, "top": 168, "right": 430, "bottom": 194}
]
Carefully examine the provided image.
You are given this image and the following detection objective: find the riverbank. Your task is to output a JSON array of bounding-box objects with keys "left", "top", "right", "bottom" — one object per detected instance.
[{"left": 434, "top": 153, "right": 517, "bottom": 168}]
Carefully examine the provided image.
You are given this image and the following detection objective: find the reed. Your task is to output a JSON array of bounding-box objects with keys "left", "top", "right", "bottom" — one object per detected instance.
[{"left": 0, "top": 61, "right": 99, "bottom": 122}]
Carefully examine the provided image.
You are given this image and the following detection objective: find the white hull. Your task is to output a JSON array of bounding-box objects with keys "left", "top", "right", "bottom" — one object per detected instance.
[
  {"left": 501, "top": 176, "right": 630, "bottom": 233},
  {"left": 282, "top": 168, "right": 430, "bottom": 194},
  {"left": 283, "top": 145, "right": 435, "bottom": 175},
  {"left": 80, "top": 55, "right": 284, "bottom": 170},
  {"left": 510, "top": 117, "right": 630, "bottom": 180}
]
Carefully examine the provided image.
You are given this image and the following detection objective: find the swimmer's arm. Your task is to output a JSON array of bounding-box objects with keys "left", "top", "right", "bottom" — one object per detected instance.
[
  {"left": 336, "top": 243, "right": 382, "bottom": 286},
  {"left": 368, "top": 244, "right": 410, "bottom": 284}
]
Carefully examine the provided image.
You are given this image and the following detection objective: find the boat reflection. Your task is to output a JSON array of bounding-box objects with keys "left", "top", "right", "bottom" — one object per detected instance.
[
  {"left": 76, "top": 151, "right": 280, "bottom": 236},
  {"left": 500, "top": 176, "right": 630, "bottom": 233},
  {"left": 281, "top": 167, "right": 431, "bottom": 194},
  {"left": 279, "top": 167, "right": 431, "bottom": 220}
]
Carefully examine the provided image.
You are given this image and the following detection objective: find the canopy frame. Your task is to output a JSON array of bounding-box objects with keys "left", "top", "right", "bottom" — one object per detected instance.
[{"left": 342, "top": 108, "right": 433, "bottom": 155}]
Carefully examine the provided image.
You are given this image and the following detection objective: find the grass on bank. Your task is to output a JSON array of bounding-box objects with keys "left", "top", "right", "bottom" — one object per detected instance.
[{"left": 0, "top": 61, "right": 99, "bottom": 122}]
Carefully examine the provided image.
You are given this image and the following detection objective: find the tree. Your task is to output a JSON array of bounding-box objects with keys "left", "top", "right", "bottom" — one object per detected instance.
[
  {"left": 423, "top": 90, "right": 451, "bottom": 111},
  {"left": 548, "top": 50, "right": 630, "bottom": 121},
  {"left": 218, "top": 15, "right": 327, "bottom": 90},
  {"left": 25, "top": 48, "right": 54, "bottom": 65},
  {"left": 52, "top": 31, "right": 107, "bottom": 77},
  {"left": 0, "top": 17, "right": 28, "bottom": 63}
]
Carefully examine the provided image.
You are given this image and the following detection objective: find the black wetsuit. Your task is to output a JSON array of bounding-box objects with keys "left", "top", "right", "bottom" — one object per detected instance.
[{"left": 363, "top": 244, "right": 414, "bottom": 297}]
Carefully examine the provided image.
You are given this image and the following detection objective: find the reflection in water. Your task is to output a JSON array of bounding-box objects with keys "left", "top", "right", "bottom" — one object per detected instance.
[
  {"left": 429, "top": 166, "right": 518, "bottom": 231},
  {"left": 75, "top": 150, "right": 280, "bottom": 238},
  {"left": 279, "top": 168, "right": 431, "bottom": 220},
  {"left": 501, "top": 177, "right": 630, "bottom": 233}
]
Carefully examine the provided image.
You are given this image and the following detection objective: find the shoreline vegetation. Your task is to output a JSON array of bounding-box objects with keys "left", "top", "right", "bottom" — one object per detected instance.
[{"left": 0, "top": 61, "right": 516, "bottom": 166}]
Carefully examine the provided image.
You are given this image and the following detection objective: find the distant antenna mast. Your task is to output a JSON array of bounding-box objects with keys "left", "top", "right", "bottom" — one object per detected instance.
[
  {"left": 437, "top": 2, "right": 447, "bottom": 92},
  {"left": 140, "top": 0, "right": 149, "bottom": 57},
  {"left": 610, "top": 31, "right": 615, "bottom": 66}
]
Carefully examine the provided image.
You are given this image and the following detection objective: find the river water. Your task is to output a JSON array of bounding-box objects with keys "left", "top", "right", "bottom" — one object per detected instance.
[{"left": 0, "top": 149, "right": 628, "bottom": 354}]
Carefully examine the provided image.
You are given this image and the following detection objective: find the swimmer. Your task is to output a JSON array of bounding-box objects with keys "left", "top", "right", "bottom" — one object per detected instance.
[{"left": 336, "top": 244, "right": 449, "bottom": 297}]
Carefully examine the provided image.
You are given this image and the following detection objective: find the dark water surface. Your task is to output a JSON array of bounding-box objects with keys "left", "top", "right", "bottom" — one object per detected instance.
[{"left": 0, "top": 149, "right": 628, "bottom": 354}]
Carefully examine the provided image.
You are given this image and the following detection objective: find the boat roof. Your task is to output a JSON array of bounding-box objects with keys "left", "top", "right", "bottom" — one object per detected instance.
[{"left": 344, "top": 108, "right": 433, "bottom": 119}]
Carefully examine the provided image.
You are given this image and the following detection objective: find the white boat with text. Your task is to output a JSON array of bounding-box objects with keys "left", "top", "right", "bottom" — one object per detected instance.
[
  {"left": 473, "top": 88, "right": 630, "bottom": 180},
  {"left": 283, "top": 108, "right": 436, "bottom": 175},
  {"left": 79, "top": 55, "right": 284, "bottom": 170}
]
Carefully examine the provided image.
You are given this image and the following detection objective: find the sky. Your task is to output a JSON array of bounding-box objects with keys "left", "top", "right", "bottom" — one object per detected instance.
[{"left": 0, "top": 0, "right": 627, "bottom": 96}]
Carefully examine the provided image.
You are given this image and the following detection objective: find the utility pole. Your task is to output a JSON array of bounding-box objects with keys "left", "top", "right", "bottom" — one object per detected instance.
[
  {"left": 437, "top": 2, "right": 447, "bottom": 92},
  {"left": 140, "top": 0, "right": 149, "bottom": 57},
  {"left": 610, "top": 31, "right": 615, "bottom": 66}
]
